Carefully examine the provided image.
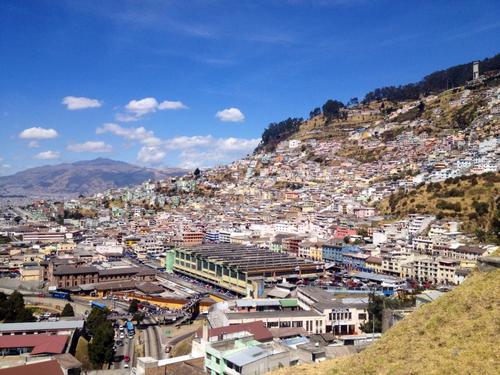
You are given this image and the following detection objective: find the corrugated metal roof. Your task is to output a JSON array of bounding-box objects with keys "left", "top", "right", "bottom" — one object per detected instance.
[
  {"left": 0, "top": 359, "right": 64, "bottom": 375},
  {"left": 0, "top": 320, "right": 84, "bottom": 332},
  {"left": 279, "top": 299, "right": 298, "bottom": 308},
  {"left": 223, "top": 345, "right": 270, "bottom": 366},
  {"left": 0, "top": 334, "right": 68, "bottom": 354}
]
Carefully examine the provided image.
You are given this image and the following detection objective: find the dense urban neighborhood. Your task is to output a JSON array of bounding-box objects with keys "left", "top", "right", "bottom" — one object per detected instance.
[{"left": 0, "top": 56, "right": 498, "bottom": 375}]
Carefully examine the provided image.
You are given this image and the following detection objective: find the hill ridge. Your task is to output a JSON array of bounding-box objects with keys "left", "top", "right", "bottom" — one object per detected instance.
[{"left": 271, "top": 266, "right": 500, "bottom": 375}]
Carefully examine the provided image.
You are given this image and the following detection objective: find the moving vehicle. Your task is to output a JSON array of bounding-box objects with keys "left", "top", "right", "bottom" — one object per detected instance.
[
  {"left": 91, "top": 301, "right": 107, "bottom": 311},
  {"left": 126, "top": 321, "right": 135, "bottom": 337},
  {"left": 49, "top": 290, "right": 71, "bottom": 301}
]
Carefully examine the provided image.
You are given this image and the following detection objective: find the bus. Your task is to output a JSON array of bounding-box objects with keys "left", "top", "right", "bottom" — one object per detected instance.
[
  {"left": 49, "top": 290, "right": 71, "bottom": 301},
  {"left": 91, "top": 301, "right": 107, "bottom": 311},
  {"left": 126, "top": 321, "right": 135, "bottom": 337}
]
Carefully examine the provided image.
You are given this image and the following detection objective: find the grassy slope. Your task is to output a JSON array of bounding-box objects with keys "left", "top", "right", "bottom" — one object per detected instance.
[
  {"left": 271, "top": 268, "right": 500, "bottom": 375},
  {"left": 378, "top": 173, "right": 499, "bottom": 242}
]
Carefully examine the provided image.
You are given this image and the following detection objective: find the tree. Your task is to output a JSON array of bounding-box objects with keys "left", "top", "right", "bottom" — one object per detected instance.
[
  {"left": 3, "top": 291, "right": 34, "bottom": 323},
  {"left": 361, "top": 293, "right": 384, "bottom": 333},
  {"left": 473, "top": 201, "right": 489, "bottom": 216},
  {"left": 88, "top": 321, "right": 115, "bottom": 367},
  {"left": 16, "top": 308, "right": 36, "bottom": 323},
  {"left": 309, "top": 107, "right": 321, "bottom": 119},
  {"left": 357, "top": 228, "right": 368, "bottom": 238},
  {"left": 0, "top": 292, "right": 6, "bottom": 320},
  {"left": 322, "top": 99, "right": 345, "bottom": 121},
  {"left": 475, "top": 229, "right": 486, "bottom": 243},
  {"left": 347, "top": 97, "right": 359, "bottom": 107},
  {"left": 133, "top": 311, "right": 145, "bottom": 325},
  {"left": 363, "top": 53, "right": 500, "bottom": 103},
  {"left": 86, "top": 307, "right": 108, "bottom": 336},
  {"left": 128, "top": 299, "right": 140, "bottom": 314},
  {"left": 194, "top": 168, "right": 201, "bottom": 178},
  {"left": 61, "top": 303, "right": 75, "bottom": 317},
  {"left": 257, "top": 117, "right": 303, "bottom": 153}
]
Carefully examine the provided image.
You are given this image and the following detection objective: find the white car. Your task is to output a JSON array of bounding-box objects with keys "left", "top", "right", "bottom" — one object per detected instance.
[{"left": 124, "top": 364, "right": 129, "bottom": 369}]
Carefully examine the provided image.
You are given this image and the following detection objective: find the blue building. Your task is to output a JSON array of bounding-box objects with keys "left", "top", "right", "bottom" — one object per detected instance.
[
  {"left": 205, "top": 231, "right": 220, "bottom": 243},
  {"left": 322, "top": 244, "right": 361, "bottom": 265}
]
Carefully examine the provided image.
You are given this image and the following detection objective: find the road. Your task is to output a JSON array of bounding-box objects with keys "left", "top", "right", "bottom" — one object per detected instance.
[
  {"left": 143, "top": 317, "right": 163, "bottom": 360},
  {"left": 114, "top": 333, "right": 136, "bottom": 369},
  {"left": 24, "top": 296, "right": 89, "bottom": 317}
]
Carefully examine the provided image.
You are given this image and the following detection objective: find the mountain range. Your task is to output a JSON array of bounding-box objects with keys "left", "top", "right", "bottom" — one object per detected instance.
[{"left": 0, "top": 158, "right": 186, "bottom": 198}]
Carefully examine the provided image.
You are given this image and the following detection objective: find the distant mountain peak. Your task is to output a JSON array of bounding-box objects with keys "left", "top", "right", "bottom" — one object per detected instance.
[{"left": 0, "top": 159, "right": 186, "bottom": 198}]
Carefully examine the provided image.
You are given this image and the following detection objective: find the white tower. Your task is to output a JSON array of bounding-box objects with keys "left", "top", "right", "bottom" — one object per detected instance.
[{"left": 473, "top": 61, "right": 479, "bottom": 80}]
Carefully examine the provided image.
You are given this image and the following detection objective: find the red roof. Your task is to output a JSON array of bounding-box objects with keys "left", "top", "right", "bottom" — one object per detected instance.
[
  {"left": 196, "top": 321, "right": 273, "bottom": 342},
  {"left": 0, "top": 359, "right": 64, "bottom": 375},
  {"left": 0, "top": 334, "right": 68, "bottom": 355}
]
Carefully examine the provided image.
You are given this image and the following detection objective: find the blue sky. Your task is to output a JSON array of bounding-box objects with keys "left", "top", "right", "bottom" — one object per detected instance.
[{"left": 1, "top": 0, "right": 499, "bottom": 173}]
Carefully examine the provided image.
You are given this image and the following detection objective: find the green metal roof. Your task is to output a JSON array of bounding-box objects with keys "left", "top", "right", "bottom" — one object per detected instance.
[{"left": 279, "top": 299, "right": 298, "bottom": 308}]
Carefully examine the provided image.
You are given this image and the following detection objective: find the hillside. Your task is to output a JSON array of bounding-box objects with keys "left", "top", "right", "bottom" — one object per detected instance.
[
  {"left": 255, "top": 53, "right": 500, "bottom": 153},
  {"left": 272, "top": 267, "right": 500, "bottom": 375},
  {"left": 378, "top": 172, "right": 500, "bottom": 243},
  {"left": 0, "top": 158, "right": 185, "bottom": 198},
  {"left": 363, "top": 53, "right": 500, "bottom": 102}
]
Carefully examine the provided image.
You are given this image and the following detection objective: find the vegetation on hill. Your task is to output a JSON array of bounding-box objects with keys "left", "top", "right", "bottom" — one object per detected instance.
[
  {"left": 61, "top": 303, "right": 75, "bottom": 317},
  {"left": 271, "top": 268, "right": 500, "bottom": 375},
  {"left": 0, "top": 291, "right": 35, "bottom": 323},
  {"left": 363, "top": 53, "right": 500, "bottom": 102},
  {"left": 86, "top": 307, "right": 115, "bottom": 368},
  {"left": 254, "top": 53, "right": 499, "bottom": 154},
  {"left": 378, "top": 172, "right": 500, "bottom": 243},
  {"left": 255, "top": 117, "right": 304, "bottom": 152}
]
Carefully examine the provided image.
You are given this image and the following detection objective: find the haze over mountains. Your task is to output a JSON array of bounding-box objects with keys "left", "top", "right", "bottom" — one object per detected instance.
[{"left": 0, "top": 158, "right": 186, "bottom": 198}]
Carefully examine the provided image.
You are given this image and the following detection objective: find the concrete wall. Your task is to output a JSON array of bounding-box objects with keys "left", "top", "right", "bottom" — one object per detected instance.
[{"left": 241, "top": 351, "right": 291, "bottom": 375}]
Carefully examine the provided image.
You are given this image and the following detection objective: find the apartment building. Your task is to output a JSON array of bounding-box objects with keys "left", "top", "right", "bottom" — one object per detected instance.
[{"left": 297, "top": 287, "right": 368, "bottom": 335}]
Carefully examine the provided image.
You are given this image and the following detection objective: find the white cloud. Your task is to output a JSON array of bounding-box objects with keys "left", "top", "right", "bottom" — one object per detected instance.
[
  {"left": 116, "top": 97, "right": 188, "bottom": 121},
  {"left": 115, "top": 113, "right": 140, "bottom": 122},
  {"left": 67, "top": 141, "right": 112, "bottom": 153},
  {"left": 19, "top": 127, "right": 58, "bottom": 139},
  {"left": 163, "top": 135, "right": 214, "bottom": 150},
  {"left": 137, "top": 146, "right": 166, "bottom": 164},
  {"left": 215, "top": 107, "right": 245, "bottom": 122},
  {"left": 34, "top": 150, "right": 60, "bottom": 160},
  {"left": 158, "top": 100, "right": 188, "bottom": 110},
  {"left": 158, "top": 135, "right": 258, "bottom": 168},
  {"left": 28, "top": 141, "right": 40, "bottom": 148},
  {"left": 95, "top": 123, "right": 257, "bottom": 167},
  {"left": 62, "top": 96, "right": 102, "bottom": 110},
  {"left": 96, "top": 123, "right": 160, "bottom": 145},
  {"left": 215, "top": 137, "right": 260, "bottom": 151},
  {"left": 126, "top": 97, "right": 158, "bottom": 116}
]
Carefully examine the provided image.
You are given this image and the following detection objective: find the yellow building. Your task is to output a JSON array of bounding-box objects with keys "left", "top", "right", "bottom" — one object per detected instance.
[
  {"left": 310, "top": 245, "right": 323, "bottom": 262},
  {"left": 20, "top": 265, "right": 44, "bottom": 282},
  {"left": 366, "top": 256, "right": 383, "bottom": 273}
]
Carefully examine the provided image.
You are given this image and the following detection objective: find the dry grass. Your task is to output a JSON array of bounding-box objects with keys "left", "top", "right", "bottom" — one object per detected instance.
[
  {"left": 75, "top": 336, "right": 92, "bottom": 371},
  {"left": 170, "top": 333, "right": 194, "bottom": 357},
  {"left": 271, "top": 269, "right": 500, "bottom": 375},
  {"left": 378, "top": 173, "right": 499, "bottom": 242}
]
